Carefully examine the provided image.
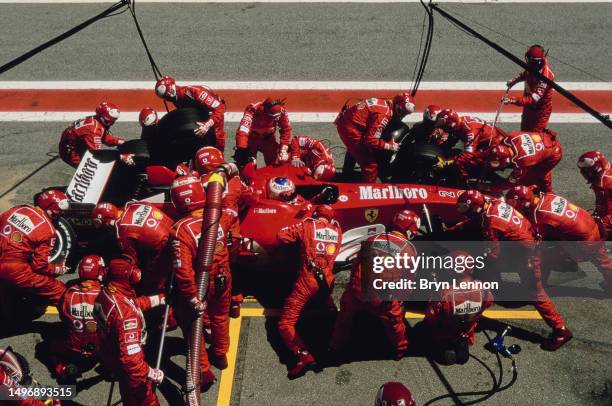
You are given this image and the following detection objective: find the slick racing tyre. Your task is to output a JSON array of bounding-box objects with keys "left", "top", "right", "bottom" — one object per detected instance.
[
  {"left": 118, "top": 139, "right": 150, "bottom": 164},
  {"left": 381, "top": 117, "right": 410, "bottom": 143},
  {"left": 391, "top": 142, "right": 443, "bottom": 183},
  {"left": 50, "top": 216, "right": 76, "bottom": 267},
  {"left": 155, "top": 108, "right": 214, "bottom": 168}
]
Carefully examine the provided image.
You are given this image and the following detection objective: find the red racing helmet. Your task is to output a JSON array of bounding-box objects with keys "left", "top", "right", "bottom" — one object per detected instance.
[
  {"left": 92, "top": 202, "right": 120, "bottom": 228},
  {"left": 108, "top": 254, "right": 141, "bottom": 286},
  {"left": 0, "top": 347, "right": 28, "bottom": 384},
  {"left": 375, "top": 381, "right": 416, "bottom": 406},
  {"left": 263, "top": 97, "right": 284, "bottom": 118},
  {"left": 577, "top": 150, "right": 608, "bottom": 182},
  {"left": 505, "top": 185, "right": 536, "bottom": 212},
  {"left": 488, "top": 145, "right": 513, "bottom": 169},
  {"left": 390, "top": 209, "right": 421, "bottom": 240},
  {"left": 436, "top": 108, "right": 461, "bottom": 131},
  {"left": 268, "top": 177, "right": 297, "bottom": 202},
  {"left": 95, "top": 101, "right": 120, "bottom": 127},
  {"left": 423, "top": 104, "right": 442, "bottom": 122},
  {"left": 77, "top": 254, "right": 107, "bottom": 282},
  {"left": 194, "top": 146, "right": 225, "bottom": 175},
  {"left": 36, "top": 189, "right": 68, "bottom": 217},
  {"left": 313, "top": 163, "right": 335, "bottom": 181},
  {"left": 313, "top": 204, "right": 335, "bottom": 221},
  {"left": 138, "top": 107, "right": 159, "bottom": 127},
  {"left": 457, "top": 189, "right": 485, "bottom": 215},
  {"left": 525, "top": 44, "right": 546, "bottom": 70},
  {"left": 170, "top": 175, "right": 206, "bottom": 213},
  {"left": 155, "top": 76, "right": 177, "bottom": 100},
  {"left": 392, "top": 92, "right": 416, "bottom": 117}
]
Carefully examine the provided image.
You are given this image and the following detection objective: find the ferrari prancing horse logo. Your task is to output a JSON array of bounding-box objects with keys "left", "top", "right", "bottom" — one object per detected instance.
[{"left": 365, "top": 208, "right": 379, "bottom": 223}]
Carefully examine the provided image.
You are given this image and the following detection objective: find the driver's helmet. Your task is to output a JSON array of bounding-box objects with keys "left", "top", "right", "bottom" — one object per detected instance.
[{"left": 268, "top": 177, "right": 297, "bottom": 202}]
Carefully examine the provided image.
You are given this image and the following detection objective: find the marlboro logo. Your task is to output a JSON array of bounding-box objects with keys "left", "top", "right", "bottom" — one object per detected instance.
[{"left": 358, "top": 185, "right": 428, "bottom": 200}]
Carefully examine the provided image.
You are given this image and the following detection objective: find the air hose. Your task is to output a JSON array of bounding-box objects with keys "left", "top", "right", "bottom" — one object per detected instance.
[{"left": 185, "top": 172, "right": 226, "bottom": 405}]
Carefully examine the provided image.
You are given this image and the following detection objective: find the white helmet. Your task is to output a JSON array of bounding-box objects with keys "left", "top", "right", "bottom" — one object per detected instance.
[{"left": 268, "top": 177, "right": 297, "bottom": 202}]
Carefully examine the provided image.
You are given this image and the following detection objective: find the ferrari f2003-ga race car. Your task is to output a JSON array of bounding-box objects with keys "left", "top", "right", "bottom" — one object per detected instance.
[{"left": 38, "top": 108, "right": 469, "bottom": 272}]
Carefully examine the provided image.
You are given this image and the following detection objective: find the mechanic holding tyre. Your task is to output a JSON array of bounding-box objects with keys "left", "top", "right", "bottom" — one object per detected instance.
[
  {"left": 335, "top": 93, "right": 415, "bottom": 182},
  {"left": 155, "top": 76, "right": 227, "bottom": 152}
]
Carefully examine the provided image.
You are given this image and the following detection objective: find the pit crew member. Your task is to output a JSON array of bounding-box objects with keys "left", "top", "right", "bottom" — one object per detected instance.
[
  {"left": 289, "top": 135, "right": 336, "bottom": 181},
  {"left": 170, "top": 176, "right": 240, "bottom": 379},
  {"left": 234, "top": 98, "right": 292, "bottom": 166},
  {"left": 0, "top": 190, "right": 68, "bottom": 306},
  {"left": 506, "top": 186, "right": 612, "bottom": 291},
  {"left": 457, "top": 190, "right": 572, "bottom": 350},
  {"left": 329, "top": 210, "right": 421, "bottom": 360},
  {"left": 94, "top": 255, "right": 165, "bottom": 406},
  {"left": 577, "top": 151, "right": 612, "bottom": 239},
  {"left": 505, "top": 44, "right": 555, "bottom": 132},
  {"left": 424, "top": 250, "right": 494, "bottom": 364},
  {"left": 58, "top": 102, "right": 128, "bottom": 167},
  {"left": 335, "top": 93, "right": 415, "bottom": 182},
  {"left": 375, "top": 381, "right": 416, "bottom": 406},
  {"left": 154, "top": 76, "right": 226, "bottom": 152},
  {"left": 51, "top": 255, "right": 107, "bottom": 382},
  {"left": 276, "top": 204, "right": 342, "bottom": 378}
]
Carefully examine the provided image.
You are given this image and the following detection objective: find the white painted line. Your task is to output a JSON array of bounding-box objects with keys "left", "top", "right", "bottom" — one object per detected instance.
[
  {"left": 0, "top": 81, "right": 610, "bottom": 91},
  {"left": 1, "top": 1, "right": 610, "bottom": 4},
  {"left": 0, "top": 111, "right": 607, "bottom": 124}
]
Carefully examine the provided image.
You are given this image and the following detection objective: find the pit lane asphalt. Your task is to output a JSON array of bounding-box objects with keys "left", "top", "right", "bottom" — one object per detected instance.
[
  {"left": 1, "top": 2, "right": 612, "bottom": 405},
  {"left": 0, "top": 3, "right": 611, "bottom": 82}
]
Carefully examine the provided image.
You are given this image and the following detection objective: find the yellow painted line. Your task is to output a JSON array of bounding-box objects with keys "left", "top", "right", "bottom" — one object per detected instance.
[
  {"left": 240, "top": 307, "right": 542, "bottom": 319},
  {"left": 46, "top": 306, "right": 542, "bottom": 320},
  {"left": 216, "top": 316, "right": 242, "bottom": 406},
  {"left": 45, "top": 306, "right": 58, "bottom": 314}
]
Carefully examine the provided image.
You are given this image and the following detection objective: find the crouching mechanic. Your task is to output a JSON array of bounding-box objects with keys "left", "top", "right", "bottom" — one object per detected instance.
[
  {"left": 59, "top": 101, "right": 129, "bottom": 168},
  {"left": 336, "top": 93, "right": 415, "bottom": 182},
  {"left": 578, "top": 151, "right": 612, "bottom": 239},
  {"left": 234, "top": 98, "right": 292, "bottom": 166},
  {"left": 506, "top": 186, "right": 612, "bottom": 292},
  {"left": 457, "top": 190, "right": 572, "bottom": 350},
  {"left": 92, "top": 201, "right": 174, "bottom": 297},
  {"left": 424, "top": 250, "right": 494, "bottom": 364},
  {"left": 276, "top": 205, "right": 342, "bottom": 378},
  {"left": 155, "top": 76, "right": 227, "bottom": 151},
  {"left": 0, "top": 190, "right": 68, "bottom": 307},
  {"left": 170, "top": 176, "right": 240, "bottom": 383},
  {"left": 329, "top": 210, "right": 420, "bottom": 361},
  {"left": 289, "top": 135, "right": 336, "bottom": 181},
  {"left": 94, "top": 255, "right": 165, "bottom": 406},
  {"left": 505, "top": 44, "right": 555, "bottom": 132},
  {"left": 51, "top": 255, "right": 107, "bottom": 382}
]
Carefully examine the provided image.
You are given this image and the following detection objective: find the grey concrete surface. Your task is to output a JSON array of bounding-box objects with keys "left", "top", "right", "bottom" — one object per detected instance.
[{"left": 0, "top": 3, "right": 611, "bottom": 81}]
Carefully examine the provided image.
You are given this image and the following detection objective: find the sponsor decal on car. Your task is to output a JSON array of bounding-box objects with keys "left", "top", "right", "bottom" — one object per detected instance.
[
  {"left": 438, "top": 190, "right": 456, "bottom": 198},
  {"left": 254, "top": 208, "right": 277, "bottom": 214},
  {"left": 338, "top": 194, "right": 348, "bottom": 202},
  {"left": 359, "top": 185, "right": 428, "bottom": 200}
]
